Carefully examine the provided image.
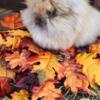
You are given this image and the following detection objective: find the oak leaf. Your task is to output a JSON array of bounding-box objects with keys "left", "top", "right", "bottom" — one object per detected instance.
[
  {"left": 76, "top": 53, "right": 100, "bottom": 86},
  {"left": 5, "top": 50, "right": 31, "bottom": 72},
  {"left": 62, "top": 60, "right": 89, "bottom": 93},
  {"left": 32, "top": 80, "right": 63, "bottom": 100}
]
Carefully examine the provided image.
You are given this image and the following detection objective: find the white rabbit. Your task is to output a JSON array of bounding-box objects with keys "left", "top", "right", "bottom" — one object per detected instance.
[{"left": 21, "top": 0, "right": 100, "bottom": 50}]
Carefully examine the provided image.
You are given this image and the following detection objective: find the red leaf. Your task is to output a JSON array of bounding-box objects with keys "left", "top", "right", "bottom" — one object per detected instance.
[
  {"left": 0, "top": 78, "right": 12, "bottom": 97},
  {"left": 0, "top": 13, "right": 24, "bottom": 30}
]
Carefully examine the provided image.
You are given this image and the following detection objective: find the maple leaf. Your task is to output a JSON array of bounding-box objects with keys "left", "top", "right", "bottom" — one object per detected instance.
[
  {"left": 0, "top": 65, "right": 16, "bottom": 79},
  {"left": 15, "top": 73, "right": 39, "bottom": 90},
  {"left": 11, "top": 89, "right": 29, "bottom": 100},
  {"left": 32, "top": 80, "right": 63, "bottom": 100},
  {"left": 0, "top": 78, "right": 12, "bottom": 97},
  {"left": 76, "top": 53, "right": 100, "bottom": 86},
  {"left": 89, "top": 42, "right": 100, "bottom": 53},
  {"left": 0, "top": 13, "right": 24, "bottom": 30},
  {"left": 5, "top": 36, "right": 21, "bottom": 48},
  {"left": 62, "top": 60, "right": 89, "bottom": 93},
  {"left": 20, "top": 37, "right": 42, "bottom": 54},
  {"left": 8, "top": 30, "right": 30, "bottom": 38},
  {"left": 0, "top": 33, "right": 21, "bottom": 48},
  {"left": 31, "top": 52, "right": 64, "bottom": 81},
  {"left": 60, "top": 47, "right": 76, "bottom": 59},
  {"left": 5, "top": 49, "right": 32, "bottom": 72}
]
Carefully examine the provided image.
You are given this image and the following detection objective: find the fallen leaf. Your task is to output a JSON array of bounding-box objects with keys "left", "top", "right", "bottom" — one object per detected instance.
[
  {"left": 60, "top": 47, "right": 76, "bottom": 59},
  {"left": 15, "top": 73, "right": 39, "bottom": 90},
  {"left": 89, "top": 42, "right": 100, "bottom": 53},
  {"left": 0, "top": 65, "right": 15, "bottom": 79},
  {"left": 76, "top": 53, "right": 100, "bottom": 86},
  {"left": 31, "top": 52, "right": 64, "bottom": 81},
  {"left": 5, "top": 49, "right": 31, "bottom": 72},
  {"left": 0, "top": 34, "right": 21, "bottom": 48},
  {"left": 0, "top": 78, "right": 12, "bottom": 97},
  {"left": 62, "top": 60, "right": 89, "bottom": 93},
  {"left": 32, "top": 80, "right": 63, "bottom": 100},
  {"left": 20, "top": 37, "right": 42, "bottom": 54},
  {"left": 11, "top": 89, "right": 29, "bottom": 100},
  {"left": 8, "top": 30, "right": 30, "bottom": 38},
  {"left": 0, "top": 13, "right": 24, "bottom": 30}
]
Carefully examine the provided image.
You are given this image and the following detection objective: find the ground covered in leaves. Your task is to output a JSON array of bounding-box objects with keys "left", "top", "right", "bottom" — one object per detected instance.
[{"left": 0, "top": 13, "right": 100, "bottom": 100}]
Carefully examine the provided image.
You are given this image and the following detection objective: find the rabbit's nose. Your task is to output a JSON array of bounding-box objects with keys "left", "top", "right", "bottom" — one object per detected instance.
[
  {"left": 46, "top": 8, "right": 57, "bottom": 18},
  {"left": 35, "top": 17, "right": 46, "bottom": 27}
]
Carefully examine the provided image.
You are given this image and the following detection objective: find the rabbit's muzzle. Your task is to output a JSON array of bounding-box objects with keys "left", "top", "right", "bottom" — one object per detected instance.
[{"left": 35, "top": 16, "right": 47, "bottom": 28}]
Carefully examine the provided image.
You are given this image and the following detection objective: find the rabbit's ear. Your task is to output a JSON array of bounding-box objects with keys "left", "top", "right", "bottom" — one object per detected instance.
[{"left": 0, "top": 0, "right": 27, "bottom": 12}]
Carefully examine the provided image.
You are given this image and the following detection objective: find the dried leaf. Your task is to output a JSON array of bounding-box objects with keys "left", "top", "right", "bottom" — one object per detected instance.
[
  {"left": 20, "top": 37, "right": 42, "bottom": 54},
  {"left": 0, "top": 33, "right": 21, "bottom": 48},
  {"left": 0, "top": 13, "right": 24, "bottom": 30},
  {"left": 0, "top": 78, "right": 12, "bottom": 97},
  {"left": 5, "top": 50, "right": 31, "bottom": 72},
  {"left": 32, "top": 80, "right": 63, "bottom": 100},
  {"left": 89, "top": 42, "right": 100, "bottom": 53},
  {"left": 31, "top": 52, "right": 64, "bottom": 81},
  {"left": 0, "top": 65, "right": 15, "bottom": 79},
  {"left": 8, "top": 30, "right": 30, "bottom": 38},
  {"left": 15, "top": 73, "right": 39, "bottom": 90},
  {"left": 76, "top": 53, "right": 100, "bottom": 86},
  {"left": 62, "top": 60, "right": 89, "bottom": 93},
  {"left": 11, "top": 90, "right": 29, "bottom": 100}
]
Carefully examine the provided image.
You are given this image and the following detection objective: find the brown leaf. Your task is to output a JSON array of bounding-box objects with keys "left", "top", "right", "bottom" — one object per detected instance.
[{"left": 32, "top": 80, "right": 63, "bottom": 100}]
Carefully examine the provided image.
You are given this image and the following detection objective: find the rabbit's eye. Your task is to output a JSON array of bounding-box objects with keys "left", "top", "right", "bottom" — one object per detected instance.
[{"left": 47, "top": 9, "right": 57, "bottom": 18}]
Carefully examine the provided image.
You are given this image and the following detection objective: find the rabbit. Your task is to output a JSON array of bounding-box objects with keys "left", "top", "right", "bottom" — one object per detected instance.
[
  {"left": 1, "top": 0, "right": 100, "bottom": 50},
  {"left": 20, "top": 0, "right": 100, "bottom": 50}
]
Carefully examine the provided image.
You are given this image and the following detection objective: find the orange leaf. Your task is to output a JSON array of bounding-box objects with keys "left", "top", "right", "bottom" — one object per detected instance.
[
  {"left": 31, "top": 52, "right": 64, "bottom": 81},
  {"left": 5, "top": 49, "right": 31, "bottom": 72},
  {"left": 32, "top": 80, "right": 63, "bottom": 100},
  {"left": 89, "top": 42, "right": 100, "bottom": 53},
  {"left": 0, "top": 13, "right": 24, "bottom": 30},
  {"left": 62, "top": 60, "right": 89, "bottom": 93}
]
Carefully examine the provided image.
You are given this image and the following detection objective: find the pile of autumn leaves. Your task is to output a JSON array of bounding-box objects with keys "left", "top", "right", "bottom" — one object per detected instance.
[{"left": 0, "top": 13, "right": 100, "bottom": 100}]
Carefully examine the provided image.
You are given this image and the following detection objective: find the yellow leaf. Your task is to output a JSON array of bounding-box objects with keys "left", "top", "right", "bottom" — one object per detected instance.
[
  {"left": 0, "top": 33, "right": 21, "bottom": 48},
  {"left": 0, "top": 65, "right": 15, "bottom": 79},
  {"left": 11, "top": 90, "right": 29, "bottom": 100},
  {"left": 5, "top": 36, "right": 21, "bottom": 48},
  {"left": 31, "top": 52, "right": 63, "bottom": 81},
  {"left": 0, "top": 34, "right": 5, "bottom": 46},
  {"left": 8, "top": 30, "right": 30, "bottom": 37},
  {"left": 76, "top": 53, "right": 100, "bottom": 85}
]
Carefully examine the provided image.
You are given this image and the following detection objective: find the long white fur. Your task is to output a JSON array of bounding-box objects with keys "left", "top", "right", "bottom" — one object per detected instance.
[{"left": 21, "top": 0, "right": 100, "bottom": 50}]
